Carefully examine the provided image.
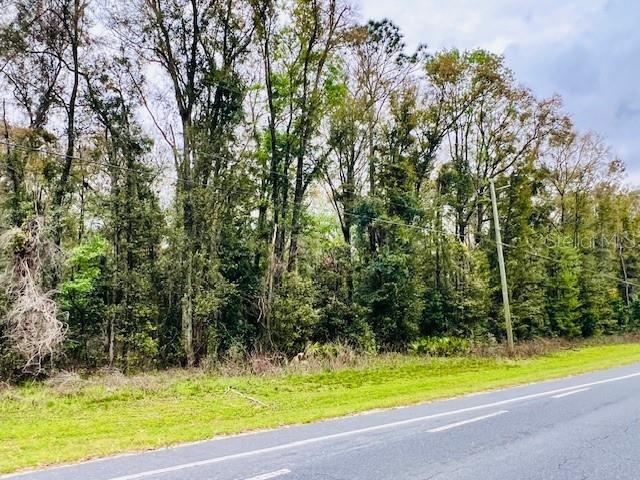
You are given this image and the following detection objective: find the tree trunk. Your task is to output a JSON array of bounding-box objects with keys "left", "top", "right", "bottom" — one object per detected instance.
[
  {"left": 367, "top": 123, "right": 377, "bottom": 253},
  {"left": 288, "top": 155, "right": 305, "bottom": 271},
  {"left": 181, "top": 135, "right": 196, "bottom": 367},
  {"left": 617, "top": 234, "right": 631, "bottom": 308},
  {"left": 52, "top": 0, "right": 81, "bottom": 246}
]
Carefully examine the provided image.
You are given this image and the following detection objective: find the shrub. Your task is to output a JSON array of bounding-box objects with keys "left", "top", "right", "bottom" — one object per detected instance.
[
  {"left": 409, "top": 336, "right": 470, "bottom": 357},
  {"left": 358, "top": 248, "right": 424, "bottom": 349},
  {"left": 271, "top": 271, "right": 320, "bottom": 355}
]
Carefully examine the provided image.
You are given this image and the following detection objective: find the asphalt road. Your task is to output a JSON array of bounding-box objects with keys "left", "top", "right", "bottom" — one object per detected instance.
[{"left": 5, "top": 362, "right": 640, "bottom": 480}]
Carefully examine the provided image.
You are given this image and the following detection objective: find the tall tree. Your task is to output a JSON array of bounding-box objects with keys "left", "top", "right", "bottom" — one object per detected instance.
[
  {"left": 118, "top": 0, "right": 254, "bottom": 365},
  {"left": 1, "top": 0, "right": 89, "bottom": 246},
  {"left": 251, "top": 0, "right": 348, "bottom": 343}
]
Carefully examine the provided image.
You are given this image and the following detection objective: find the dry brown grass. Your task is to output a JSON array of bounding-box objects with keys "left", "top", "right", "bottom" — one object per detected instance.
[
  {"left": 470, "top": 337, "right": 574, "bottom": 358},
  {"left": 38, "top": 343, "right": 380, "bottom": 394},
  {"left": 41, "top": 367, "right": 208, "bottom": 396},
  {"left": 470, "top": 333, "right": 640, "bottom": 359},
  {"left": 17, "top": 334, "right": 640, "bottom": 395},
  {"left": 216, "top": 343, "right": 372, "bottom": 377}
]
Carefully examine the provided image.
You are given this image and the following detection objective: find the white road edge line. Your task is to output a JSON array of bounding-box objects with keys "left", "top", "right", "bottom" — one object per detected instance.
[
  {"left": 243, "top": 468, "right": 291, "bottom": 480},
  {"left": 427, "top": 410, "right": 508, "bottom": 433},
  {"left": 551, "top": 387, "right": 591, "bottom": 399},
  {"left": 3, "top": 370, "right": 639, "bottom": 480}
]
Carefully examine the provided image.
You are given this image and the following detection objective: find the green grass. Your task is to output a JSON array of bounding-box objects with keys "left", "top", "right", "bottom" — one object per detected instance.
[{"left": 1, "top": 343, "right": 640, "bottom": 474}]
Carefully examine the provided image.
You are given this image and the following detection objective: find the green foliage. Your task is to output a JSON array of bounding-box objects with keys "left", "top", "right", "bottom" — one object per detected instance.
[
  {"left": 1, "top": 150, "right": 29, "bottom": 227},
  {"left": 508, "top": 247, "right": 548, "bottom": 338},
  {"left": 422, "top": 239, "right": 492, "bottom": 338},
  {"left": 290, "top": 215, "right": 379, "bottom": 352},
  {"left": 358, "top": 247, "right": 424, "bottom": 349},
  {"left": 0, "top": 303, "right": 22, "bottom": 382},
  {"left": 546, "top": 243, "right": 582, "bottom": 337},
  {"left": 119, "top": 327, "right": 158, "bottom": 370},
  {"left": 499, "top": 168, "right": 549, "bottom": 338},
  {"left": 1, "top": 1, "right": 639, "bottom": 377},
  {"left": 59, "top": 236, "right": 108, "bottom": 364},
  {"left": 60, "top": 236, "right": 108, "bottom": 312},
  {"left": 579, "top": 253, "right": 619, "bottom": 336},
  {"left": 410, "top": 336, "right": 471, "bottom": 357},
  {"left": 323, "top": 62, "right": 348, "bottom": 108},
  {"left": 315, "top": 299, "right": 373, "bottom": 349},
  {"left": 215, "top": 219, "right": 261, "bottom": 356},
  {"left": 629, "top": 300, "right": 640, "bottom": 331},
  {"left": 271, "top": 271, "right": 320, "bottom": 355}
]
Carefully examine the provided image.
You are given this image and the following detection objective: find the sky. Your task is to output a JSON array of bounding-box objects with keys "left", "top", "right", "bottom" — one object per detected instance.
[{"left": 357, "top": 0, "right": 640, "bottom": 183}]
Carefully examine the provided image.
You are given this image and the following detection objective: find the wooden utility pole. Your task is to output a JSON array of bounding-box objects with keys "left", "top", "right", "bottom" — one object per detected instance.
[{"left": 489, "top": 179, "right": 514, "bottom": 353}]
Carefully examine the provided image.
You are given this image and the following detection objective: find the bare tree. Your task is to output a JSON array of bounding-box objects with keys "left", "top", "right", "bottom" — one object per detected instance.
[
  {"left": 0, "top": 218, "right": 66, "bottom": 373},
  {"left": 543, "top": 130, "right": 609, "bottom": 220}
]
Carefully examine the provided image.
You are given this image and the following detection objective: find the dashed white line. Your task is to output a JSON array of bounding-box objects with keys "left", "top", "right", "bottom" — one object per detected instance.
[
  {"left": 243, "top": 468, "right": 291, "bottom": 480},
  {"left": 4, "top": 370, "right": 639, "bottom": 480},
  {"left": 427, "top": 410, "right": 508, "bottom": 433},
  {"left": 551, "top": 387, "right": 590, "bottom": 399}
]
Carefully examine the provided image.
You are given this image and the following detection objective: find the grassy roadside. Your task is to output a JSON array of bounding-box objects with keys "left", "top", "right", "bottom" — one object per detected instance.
[{"left": 1, "top": 343, "right": 640, "bottom": 474}]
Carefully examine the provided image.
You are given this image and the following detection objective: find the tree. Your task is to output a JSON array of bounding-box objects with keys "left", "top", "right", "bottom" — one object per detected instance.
[
  {"left": 355, "top": 87, "right": 426, "bottom": 347},
  {"left": 2, "top": 4, "right": 639, "bottom": 376},
  {"left": 116, "top": 0, "right": 254, "bottom": 365},
  {"left": 59, "top": 235, "right": 107, "bottom": 366},
  {"left": 252, "top": 0, "right": 349, "bottom": 343},
  {"left": 1, "top": 0, "right": 89, "bottom": 246},
  {"left": 501, "top": 164, "right": 549, "bottom": 338},
  {"left": 546, "top": 242, "right": 581, "bottom": 337},
  {"left": 84, "top": 59, "right": 165, "bottom": 368}
]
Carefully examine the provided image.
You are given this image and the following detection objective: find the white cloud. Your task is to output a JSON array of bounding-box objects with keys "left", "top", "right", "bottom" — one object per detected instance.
[
  {"left": 357, "top": 0, "right": 640, "bottom": 184},
  {"left": 357, "top": 0, "right": 605, "bottom": 52}
]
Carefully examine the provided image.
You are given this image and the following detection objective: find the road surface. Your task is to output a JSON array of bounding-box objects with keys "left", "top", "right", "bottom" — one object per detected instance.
[{"left": 4, "top": 362, "right": 640, "bottom": 480}]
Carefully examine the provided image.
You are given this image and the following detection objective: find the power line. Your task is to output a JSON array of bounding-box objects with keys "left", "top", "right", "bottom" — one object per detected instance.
[
  {"left": 497, "top": 237, "right": 640, "bottom": 289},
  {"left": 2, "top": 140, "right": 183, "bottom": 181},
  {"left": 340, "top": 204, "right": 640, "bottom": 289},
  {"left": 344, "top": 209, "right": 640, "bottom": 290},
  {"left": 3, "top": 139, "right": 640, "bottom": 289},
  {"left": 0, "top": 139, "right": 444, "bottom": 215},
  {"left": 1, "top": 139, "right": 318, "bottom": 191}
]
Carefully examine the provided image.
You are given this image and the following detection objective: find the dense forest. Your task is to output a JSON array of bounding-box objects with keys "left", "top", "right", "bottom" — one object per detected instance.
[{"left": 1, "top": 0, "right": 639, "bottom": 377}]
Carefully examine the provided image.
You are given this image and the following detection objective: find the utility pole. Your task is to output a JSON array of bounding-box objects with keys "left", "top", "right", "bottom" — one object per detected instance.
[{"left": 489, "top": 179, "right": 514, "bottom": 354}]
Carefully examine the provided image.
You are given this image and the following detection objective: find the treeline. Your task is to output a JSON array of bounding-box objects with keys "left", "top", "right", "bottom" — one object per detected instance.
[{"left": 1, "top": 0, "right": 639, "bottom": 375}]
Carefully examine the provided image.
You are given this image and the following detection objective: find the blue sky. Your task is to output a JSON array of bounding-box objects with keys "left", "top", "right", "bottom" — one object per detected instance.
[{"left": 358, "top": 0, "right": 640, "bottom": 182}]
